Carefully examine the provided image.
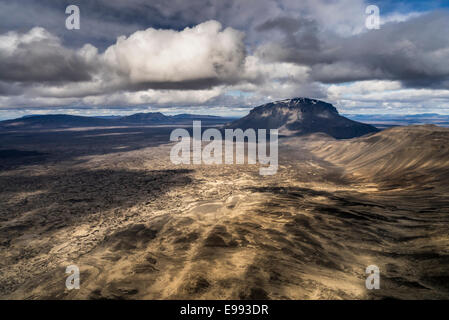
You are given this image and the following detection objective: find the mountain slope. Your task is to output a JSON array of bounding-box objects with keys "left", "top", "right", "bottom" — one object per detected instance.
[
  {"left": 308, "top": 125, "right": 449, "bottom": 189},
  {"left": 226, "top": 98, "right": 379, "bottom": 139}
]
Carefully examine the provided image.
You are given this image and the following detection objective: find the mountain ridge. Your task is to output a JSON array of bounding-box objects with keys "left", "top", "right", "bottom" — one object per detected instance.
[{"left": 0, "top": 112, "right": 236, "bottom": 129}]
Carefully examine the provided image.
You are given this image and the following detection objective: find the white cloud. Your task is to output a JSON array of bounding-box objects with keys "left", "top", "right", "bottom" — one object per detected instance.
[
  {"left": 103, "top": 20, "right": 246, "bottom": 84},
  {"left": 325, "top": 80, "right": 449, "bottom": 114},
  {"left": 82, "top": 87, "right": 225, "bottom": 106},
  {"left": 381, "top": 11, "right": 424, "bottom": 25},
  {"left": 327, "top": 81, "right": 403, "bottom": 98}
]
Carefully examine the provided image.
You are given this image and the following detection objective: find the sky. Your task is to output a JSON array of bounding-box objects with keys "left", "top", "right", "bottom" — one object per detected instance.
[{"left": 1, "top": 0, "right": 449, "bottom": 120}]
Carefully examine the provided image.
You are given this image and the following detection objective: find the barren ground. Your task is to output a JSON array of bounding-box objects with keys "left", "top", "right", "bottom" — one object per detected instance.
[{"left": 0, "top": 125, "right": 448, "bottom": 299}]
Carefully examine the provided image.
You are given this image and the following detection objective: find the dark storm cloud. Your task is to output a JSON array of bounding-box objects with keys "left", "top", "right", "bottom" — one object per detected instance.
[
  {"left": 0, "top": 0, "right": 285, "bottom": 50},
  {"left": 0, "top": 81, "right": 23, "bottom": 96},
  {"left": 0, "top": 28, "right": 98, "bottom": 83},
  {"left": 257, "top": 10, "right": 449, "bottom": 88},
  {"left": 314, "top": 10, "right": 449, "bottom": 87},
  {"left": 256, "top": 16, "right": 324, "bottom": 65},
  {"left": 0, "top": 0, "right": 155, "bottom": 50},
  {"left": 257, "top": 17, "right": 304, "bottom": 34}
]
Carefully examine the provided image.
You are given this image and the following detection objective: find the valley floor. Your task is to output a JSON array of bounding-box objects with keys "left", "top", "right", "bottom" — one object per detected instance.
[{"left": 0, "top": 126, "right": 448, "bottom": 299}]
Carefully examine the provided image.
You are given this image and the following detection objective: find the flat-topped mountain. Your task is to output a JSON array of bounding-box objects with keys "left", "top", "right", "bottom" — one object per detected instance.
[{"left": 226, "top": 98, "right": 379, "bottom": 139}]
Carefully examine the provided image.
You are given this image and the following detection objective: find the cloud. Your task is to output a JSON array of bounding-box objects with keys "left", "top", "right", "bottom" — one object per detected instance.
[
  {"left": 1, "top": 0, "right": 449, "bottom": 116},
  {"left": 0, "top": 0, "right": 369, "bottom": 51},
  {"left": 82, "top": 87, "right": 226, "bottom": 107},
  {"left": 255, "top": 17, "right": 323, "bottom": 65},
  {"left": 103, "top": 20, "right": 246, "bottom": 88},
  {"left": 0, "top": 22, "right": 248, "bottom": 102},
  {"left": 257, "top": 10, "right": 449, "bottom": 89},
  {"left": 0, "top": 27, "right": 99, "bottom": 83},
  {"left": 325, "top": 80, "right": 449, "bottom": 114},
  {"left": 0, "top": 20, "right": 322, "bottom": 109}
]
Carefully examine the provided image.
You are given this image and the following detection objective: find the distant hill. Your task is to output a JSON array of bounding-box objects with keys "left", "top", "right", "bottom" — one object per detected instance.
[
  {"left": 118, "top": 112, "right": 170, "bottom": 124},
  {"left": 0, "top": 114, "right": 113, "bottom": 129},
  {"left": 171, "top": 114, "right": 224, "bottom": 120},
  {"left": 225, "top": 97, "right": 379, "bottom": 139},
  {"left": 0, "top": 113, "right": 235, "bottom": 129},
  {"left": 345, "top": 114, "right": 449, "bottom": 128}
]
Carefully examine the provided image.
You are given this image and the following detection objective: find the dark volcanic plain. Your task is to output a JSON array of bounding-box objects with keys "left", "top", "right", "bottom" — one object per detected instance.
[{"left": 0, "top": 123, "right": 448, "bottom": 300}]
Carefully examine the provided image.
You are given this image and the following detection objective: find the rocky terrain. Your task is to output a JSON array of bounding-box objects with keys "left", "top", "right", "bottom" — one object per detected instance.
[{"left": 0, "top": 123, "right": 448, "bottom": 300}]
